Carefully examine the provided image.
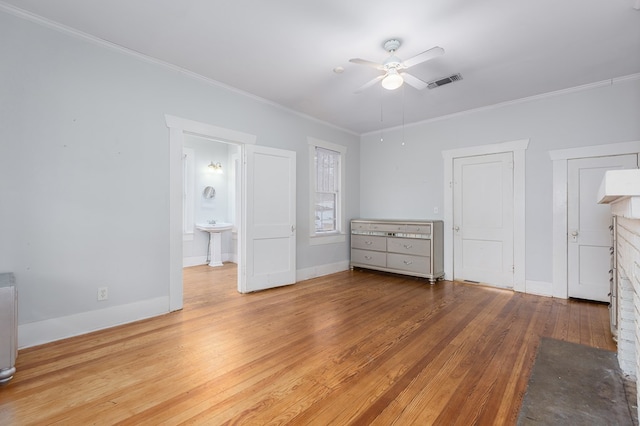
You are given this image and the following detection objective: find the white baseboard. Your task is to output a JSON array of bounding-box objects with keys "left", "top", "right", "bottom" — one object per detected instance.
[
  {"left": 525, "top": 280, "right": 553, "bottom": 297},
  {"left": 183, "top": 256, "right": 207, "bottom": 267},
  {"left": 222, "top": 253, "right": 238, "bottom": 264},
  {"left": 17, "top": 260, "right": 367, "bottom": 349},
  {"left": 297, "top": 261, "right": 350, "bottom": 282},
  {"left": 184, "top": 254, "right": 237, "bottom": 268},
  {"left": 18, "top": 296, "right": 169, "bottom": 349}
]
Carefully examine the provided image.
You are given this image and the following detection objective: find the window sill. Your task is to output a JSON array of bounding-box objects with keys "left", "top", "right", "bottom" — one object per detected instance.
[{"left": 309, "top": 233, "right": 346, "bottom": 245}]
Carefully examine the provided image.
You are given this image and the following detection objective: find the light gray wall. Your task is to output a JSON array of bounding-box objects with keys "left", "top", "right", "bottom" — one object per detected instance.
[
  {"left": 0, "top": 11, "right": 359, "bottom": 334},
  {"left": 360, "top": 77, "right": 640, "bottom": 284}
]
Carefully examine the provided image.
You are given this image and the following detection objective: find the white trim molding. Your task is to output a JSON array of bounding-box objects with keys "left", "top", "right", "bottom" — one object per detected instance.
[
  {"left": 0, "top": 2, "right": 355, "bottom": 136},
  {"left": 550, "top": 141, "right": 640, "bottom": 299},
  {"left": 443, "top": 139, "right": 529, "bottom": 292},
  {"left": 18, "top": 297, "right": 169, "bottom": 349},
  {"left": 363, "top": 74, "right": 640, "bottom": 137},
  {"left": 296, "top": 261, "right": 350, "bottom": 283},
  {"left": 165, "top": 115, "right": 257, "bottom": 146},
  {"left": 183, "top": 256, "right": 208, "bottom": 268},
  {"left": 525, "top": 280, "right": 553, "bottom": 297}
]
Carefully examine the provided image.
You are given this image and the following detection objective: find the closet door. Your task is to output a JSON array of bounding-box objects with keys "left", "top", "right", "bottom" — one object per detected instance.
[
  {"left": 567, "top": 154, "right": 638, "bottom": 301},
  {"left": 453, "top": 152, "right": 514, "bottom": 288}
]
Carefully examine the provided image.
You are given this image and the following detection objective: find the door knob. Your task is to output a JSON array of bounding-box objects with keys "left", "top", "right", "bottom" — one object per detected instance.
[
  {"left": 570, "top": 231, "right": 578, "bottom": 236},
  {"left": 454, "top": 226, "right": 460, "bottom": 232}
]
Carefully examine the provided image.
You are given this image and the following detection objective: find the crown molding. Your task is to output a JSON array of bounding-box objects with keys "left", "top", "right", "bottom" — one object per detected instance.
[
  {"left": 362, "top": 73, "right": 640, "bottom": 137},
  {"left": 0, "top": 3, "right": 357, "bottom": 136}
]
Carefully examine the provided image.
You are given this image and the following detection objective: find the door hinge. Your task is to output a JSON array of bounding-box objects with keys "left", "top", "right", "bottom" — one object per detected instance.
[{"left": 511, "top": 265, "right": 515, "bottom": 273}]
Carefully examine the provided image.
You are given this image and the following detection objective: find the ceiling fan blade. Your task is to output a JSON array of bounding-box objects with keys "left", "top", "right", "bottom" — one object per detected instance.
[
  {"left": 349, "top": 58, "right": 384, "bottom": 70},
  {"left": 354, "top": 75, "right": 385, "bottom": 94},
  {"left": 401, "top": 46, "right": 445, "bottom": 69},
  {"left": 401, "top": 72, "right": 428, "bottom": 90}
]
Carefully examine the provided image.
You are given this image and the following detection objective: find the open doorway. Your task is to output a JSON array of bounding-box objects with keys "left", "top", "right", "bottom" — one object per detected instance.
[
  {"left": 165, "top": 115, "right": 297, "bottom": 310},
  {"left": 182, "top": 135, "right": 241, "bottom": 269},
  {"left": 165, "top": 115, "right": 256, "bottom": 311}
]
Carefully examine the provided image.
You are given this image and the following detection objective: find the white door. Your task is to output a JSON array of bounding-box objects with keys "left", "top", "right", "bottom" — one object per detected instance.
[
  {"left": 241, "top": 145, "right": 296, "bottom": 293},
  {"left": 567, "top": 154, "right": 637, "bottom": 301},
  {"left": 453, "top": 152, "right": 514, "bottom": 288}
]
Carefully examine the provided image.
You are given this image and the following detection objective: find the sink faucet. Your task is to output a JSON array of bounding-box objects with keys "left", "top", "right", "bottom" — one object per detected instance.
[{"left": 208, "top": 219, "right": 216, "bottom": 224}]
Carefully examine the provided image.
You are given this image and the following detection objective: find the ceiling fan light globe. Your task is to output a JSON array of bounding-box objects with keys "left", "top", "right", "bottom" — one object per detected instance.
[{"left": 382, "top": 72, "right": 403, "bottom": 90}]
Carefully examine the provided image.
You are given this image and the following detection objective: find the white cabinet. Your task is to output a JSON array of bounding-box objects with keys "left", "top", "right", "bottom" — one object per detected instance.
[{"left": 350, "top": 219, "right": 444, "bottom": 283}]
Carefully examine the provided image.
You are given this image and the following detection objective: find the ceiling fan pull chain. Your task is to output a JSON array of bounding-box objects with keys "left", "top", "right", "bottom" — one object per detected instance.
[
  {"left": 380, "top": 85, "right": 384, "bottom": 143},
  {"left": 401, "top": 85, "right": 406, "bottom": 146}
]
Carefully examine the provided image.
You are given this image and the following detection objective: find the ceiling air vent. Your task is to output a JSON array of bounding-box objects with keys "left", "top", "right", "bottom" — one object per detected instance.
[{"left": 427, "top": 73, "right": 463, "bottom": 89}]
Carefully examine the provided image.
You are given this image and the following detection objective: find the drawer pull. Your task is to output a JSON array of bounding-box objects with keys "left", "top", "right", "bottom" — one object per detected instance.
[
  {"left": 365, "top": 256, "right": 373, "bottom": 260},
  {"left": 403, "top": 260, "right": 413, "bottom": 265},
  {"left": 403, "top": 244, "right": 413, "bottom": 249},
  {"left": 365, "top": 241, "right": 373, "bottom": 245}
]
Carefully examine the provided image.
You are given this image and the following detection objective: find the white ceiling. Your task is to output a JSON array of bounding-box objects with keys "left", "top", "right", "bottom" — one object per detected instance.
[{"left": 3, "top": 0, "right": 640, "bottom": 134}]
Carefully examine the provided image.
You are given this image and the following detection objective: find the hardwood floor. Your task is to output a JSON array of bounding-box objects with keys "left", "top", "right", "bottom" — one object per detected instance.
[{"left": 0, "top": 264, "right": 615, "bottom": 425}]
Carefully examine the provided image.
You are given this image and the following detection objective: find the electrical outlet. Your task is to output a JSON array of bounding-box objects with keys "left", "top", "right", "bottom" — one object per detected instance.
[{"left": 97, "top": 287, "right": 108, "bottom": 301}]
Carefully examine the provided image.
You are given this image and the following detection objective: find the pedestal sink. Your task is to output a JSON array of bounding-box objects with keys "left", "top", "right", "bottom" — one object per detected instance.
[{"left": 195, "top": 223, "right": 233, "bottom": 267}]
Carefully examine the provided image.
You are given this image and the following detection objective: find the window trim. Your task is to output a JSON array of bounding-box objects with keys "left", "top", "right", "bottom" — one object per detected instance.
[{"left": 308, "top": 137, "right": 347, "bottom": 245}]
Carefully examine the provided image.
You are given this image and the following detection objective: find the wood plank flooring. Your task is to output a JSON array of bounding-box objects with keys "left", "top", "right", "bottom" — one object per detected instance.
[{"left": 0, "top": 264, "right": 616, "bottom": 425}]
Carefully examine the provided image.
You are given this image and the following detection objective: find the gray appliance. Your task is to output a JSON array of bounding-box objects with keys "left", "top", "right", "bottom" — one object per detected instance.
[{"left": 0, "top": 273, "right": 17, "bottom": 384}]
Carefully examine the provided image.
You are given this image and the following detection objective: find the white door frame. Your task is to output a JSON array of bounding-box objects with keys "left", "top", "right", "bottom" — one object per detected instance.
[
  {"left": 443, "top": 139, "right": 529, "bottom": 293},
  {"left": 550, "top": 141, "right": 640, "bottom": 299},
  {"left": 165, "top": 114, "right": 256, "bottom": 311}
]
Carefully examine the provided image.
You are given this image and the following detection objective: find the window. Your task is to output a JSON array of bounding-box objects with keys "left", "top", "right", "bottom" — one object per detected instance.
[
  {"left": 315, "top": 147, "right": 339, "bottom": 232},
  {"left": 308, "top": 137, "right": 346, "bottom": 245}
]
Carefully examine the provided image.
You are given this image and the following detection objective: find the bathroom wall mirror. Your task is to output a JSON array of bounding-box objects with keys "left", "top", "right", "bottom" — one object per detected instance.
[{"left": 203, "top": 186, "right": 216, "bottom": 199}]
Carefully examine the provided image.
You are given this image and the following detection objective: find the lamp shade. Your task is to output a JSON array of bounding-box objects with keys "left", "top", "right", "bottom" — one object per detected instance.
[{"left": 381, "top": 69, "right": 403, "bottom": 90}]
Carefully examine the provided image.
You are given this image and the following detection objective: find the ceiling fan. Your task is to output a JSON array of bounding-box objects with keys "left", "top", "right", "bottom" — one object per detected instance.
[{"left": 350, "top": 39, "right": 444, "bottom": 93}]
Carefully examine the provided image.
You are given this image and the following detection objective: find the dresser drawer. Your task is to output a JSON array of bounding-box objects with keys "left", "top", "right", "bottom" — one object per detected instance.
[
  {"left": 387, "top": 253, "right": 430, "bottom": 274},
  {"left": 368, "top": 222, "right": 406, "bottom": 233},
  {"left": 351, "top": 222, "right": 370, "bottom": 232},
  {"left": 387, "top": 237, "right": 431, "bottom": 256},
  {"left": 406, "top": 223, "right": 431, "bottom": 234},
  {"left": 351, "top": 249, "right": 386, "bottom": 267},
  {"left": 351, "top": 235, "right": 386, "bottom": 251}
]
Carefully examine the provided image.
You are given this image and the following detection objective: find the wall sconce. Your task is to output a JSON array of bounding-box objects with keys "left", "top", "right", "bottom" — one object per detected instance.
[{"left": 208, "top": 161, "right": 223, "bottom": 173}]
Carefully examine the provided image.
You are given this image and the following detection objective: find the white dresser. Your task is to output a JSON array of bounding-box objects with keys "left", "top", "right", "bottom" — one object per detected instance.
[{"left": 350, "top": 219, "right": 444, "bottom": 283}]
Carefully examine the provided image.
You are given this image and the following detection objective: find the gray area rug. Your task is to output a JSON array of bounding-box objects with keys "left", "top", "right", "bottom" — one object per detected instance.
[{"left": 518, "top": 337, "right": 637, "bottom": 425}]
